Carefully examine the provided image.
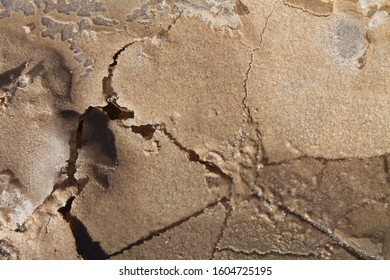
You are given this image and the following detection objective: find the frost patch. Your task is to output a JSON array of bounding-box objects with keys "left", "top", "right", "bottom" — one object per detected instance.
[
  {"left": 175, "top": 0, "right": 241, "bottom": 30},
  {"left": 368, "top": 10, "right": 389, "bottom": 29},
  {"left": 326, "top": 17, "right": 368, "bottom": 68},
  {"left": 126, "top": 0, "right": 241, "bottom": 30},
  {"left": 0, "top": 170, "right": 34, "bottom": 230}
]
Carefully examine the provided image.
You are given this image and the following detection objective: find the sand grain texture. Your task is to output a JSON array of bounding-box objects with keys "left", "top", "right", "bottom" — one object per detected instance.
[{"left": 0, "top": 0, "right": 389, "bottom": 260}]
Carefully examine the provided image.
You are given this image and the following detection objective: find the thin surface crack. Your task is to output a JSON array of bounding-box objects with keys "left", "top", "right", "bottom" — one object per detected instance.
[
  {"left": 241, "top": 1, "right": 278, "bottom": 164},
  {"left": 102, "top": 13, "right": 182, "bottom": 104},
  {"left": 282, "top": 0, "right": 330, "bottom": 17},
  {"left": 211, "top": 199, "right": 233, "bottom": 259},
  {"left": 278, "top": 203, "right": 378, "bottom": 260},
  {"left": 244, "top": 0, "right": 279, "bottom": 108},
  {"left": 102, "top": 41, "right": 138, "bottom": 103},
  {"left": 242, "top": 51, "right": 254, "bottom": 123},
  {"left": 265, "top": 154, "right": 389, "bottom": 167},
  {"left": 215, "top": 247, "right": 320, "bottom": 259},
  {"left": 335, "top": 192, "right": 390, "bottom": 225},
  {"left": 158, "top": 124, "right": 233, "bottom": 182},
  {"left": 259, "top": 0, "right": 279, "bottom": 47},
  {"left": 158, "top": 12, "right": 182, "bottom": 37},
  {"left": 241, "top": 51, "right": 268, "bottom": 164},
  {"left": 108, "top": 198, "right": 229, "bottom": 258}
]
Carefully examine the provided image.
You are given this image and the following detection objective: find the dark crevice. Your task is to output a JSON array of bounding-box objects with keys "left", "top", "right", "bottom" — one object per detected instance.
[
  {"left": 58, "top": 196, "right": 75, "bottom": 217},
  {"left": 54, "top": 101, "right": 134, "bottom": 258},
  {"left": 0, "top": 61, "right": 29, "bottom": 88},
  {"left": 383, "top": 155, "right": 389, "bottom": 185},
  {"left": 60, "top": 109, "right": 80, "bottom": 120},
  {"left": 0, "top": 240, "right": 16, "bottom": 260},
  {"left": 108, "top": 198, "right": 228, "bottom": 258},
  {"left": 63, "top": 106, "right": 94, "bottom": 188},
  {"left": 131, "top": 124, "right": 157, "bottom": 140},
  {"left": 102, "top": 41, "right": 138, "bottom": 102},
  {"left": 278, "top": 203, "right": 377, "bottom": 260},
  {"left": 58, "top": 196, "right": 108, "bottom": 260},
  {"left": 0, "top": 61, "right": 30, "bottom": 111},
  {"left": 102, "top": 101, "right": 134, "bottom": 120},
  {"left": 80, "top": 107, "right": 118, "bottom": 165},
  {"left": 0, "top": 247, "right": 12, "bottom": 259},
  {"left": 66, "top": 103, "right": 133, "bottom": 178},
  {"left": 52, "top": 32, "right": 140, "bottom": 260}
]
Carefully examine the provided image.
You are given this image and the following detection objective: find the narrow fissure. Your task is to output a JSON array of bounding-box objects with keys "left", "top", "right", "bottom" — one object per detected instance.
[
  {"left": 384, "top": 155, "right": 389, "bottom": 185},
  {"left": 158, "top": 124, "right": 233, "bottom": 182},
  {"left": 259, "top": 0, "right": 279, "bottom": 46},
  {"left": 108, "top": 198, "right": 229, "bottom": 258},
  {"left": 265, "top": 154, "right": 385, "bottom": 167},
  {"left": 216, "top": 247, "right": 320, "bottom": 259},
  {"left": 102, "top": 41, "right": 137, "bottom": 102},
  {"left": 282, "top": 0, "right": 331, "bottom": 17},
  {"left": 240, "top": 0, "right": 279, "bottom": 165},
  {"left": 278, "top": 203, "right": 377, "bottom": 260},
  {"left": 211, "top": 200, "right": 233, "bottom": 259}
]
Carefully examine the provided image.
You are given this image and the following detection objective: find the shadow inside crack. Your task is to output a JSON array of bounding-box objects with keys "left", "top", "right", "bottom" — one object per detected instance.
[
  {"left": 131, "top": 124, "right": 156, "bottom": 140},
  {"left": 58, "top": 197, "right": 108, "bottom": 260},
  {"left": 102, "top": 102, "right": 134, "bottom": 120},
  {"left": 0, "top": 61, "right": 28, "bottom": 88},
  {"left": 81, "top": 107, "right": 118, "bottom": 166}
]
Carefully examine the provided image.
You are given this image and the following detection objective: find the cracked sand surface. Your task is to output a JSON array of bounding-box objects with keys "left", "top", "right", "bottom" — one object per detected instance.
[{"left": 0, "top": 0, "right": 389, "bottom": 260}]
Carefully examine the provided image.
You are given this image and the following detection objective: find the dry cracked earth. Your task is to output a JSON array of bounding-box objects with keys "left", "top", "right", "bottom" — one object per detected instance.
[{"left": 0, "top": 0, "right": 389, "bottom": 260}]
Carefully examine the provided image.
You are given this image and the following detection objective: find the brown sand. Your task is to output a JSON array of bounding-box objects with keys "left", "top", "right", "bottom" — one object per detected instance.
[{"left": 0, "top": 0, "right": 389, "bottom": 260}]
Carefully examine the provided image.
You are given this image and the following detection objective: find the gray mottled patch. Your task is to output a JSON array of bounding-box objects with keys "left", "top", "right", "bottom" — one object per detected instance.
[{"left": 327, "top": 17, "right": 368, "bottom": 68}]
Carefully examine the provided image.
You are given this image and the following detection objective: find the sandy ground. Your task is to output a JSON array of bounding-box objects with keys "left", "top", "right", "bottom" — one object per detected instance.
[{"left": 0, "top": 0, "right": 389, "bottom": 260}]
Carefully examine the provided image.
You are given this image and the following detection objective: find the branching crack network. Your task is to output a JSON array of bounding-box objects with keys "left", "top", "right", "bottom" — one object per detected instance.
[{"left": 15, "top": 6, "right": 388, "bottom": 260}]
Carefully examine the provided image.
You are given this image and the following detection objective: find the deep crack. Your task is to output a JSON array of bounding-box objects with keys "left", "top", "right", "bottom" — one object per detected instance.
[
  {"left": 131, "top": 124, "right": 157, "bottom": 140},
  {"left": 102, "top": 12, "right": 182, "bottom": 104},
  {"left": 102, "top": 41, "right": 138, "bottom": 102},
  {"left": 102, "top": 101, "right": 134, "bottom": 120},
  {"left": 58, "top": 197, "right": 108, "bottom": 260}
]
